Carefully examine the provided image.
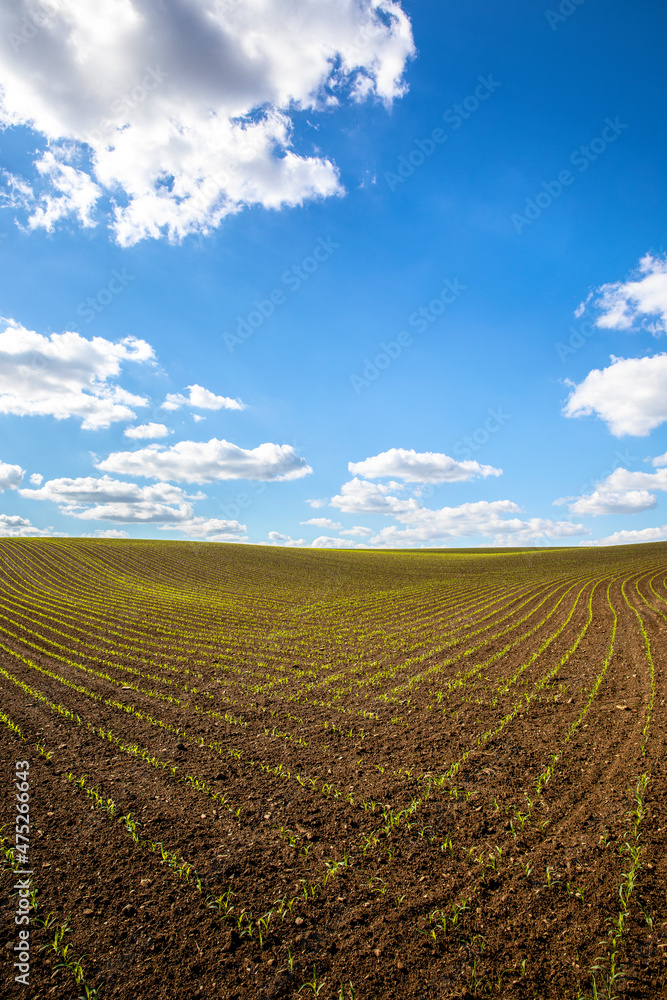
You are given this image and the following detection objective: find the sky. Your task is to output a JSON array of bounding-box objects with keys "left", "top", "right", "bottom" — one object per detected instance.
[{"left": 1, "top": 0, "right": 667, "bottom": 549}]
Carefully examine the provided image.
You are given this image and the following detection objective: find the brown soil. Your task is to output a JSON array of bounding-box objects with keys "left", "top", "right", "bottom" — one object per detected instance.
[{"left": 0, "top": 539, "right": 666, "bottom": 1000}]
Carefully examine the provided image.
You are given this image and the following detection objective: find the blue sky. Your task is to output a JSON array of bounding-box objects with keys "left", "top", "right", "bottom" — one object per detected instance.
[{"left": 1, "top": 0, "right": 667, "bottom": 548}]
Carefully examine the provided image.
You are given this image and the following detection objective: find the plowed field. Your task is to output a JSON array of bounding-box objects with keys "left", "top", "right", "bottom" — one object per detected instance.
[{"left": 0, "top": 538, "right": 666, "bottom": 1000}]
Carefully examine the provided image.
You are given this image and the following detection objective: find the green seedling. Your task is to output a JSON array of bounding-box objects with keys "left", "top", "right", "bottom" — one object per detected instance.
[{"left": 299, "top": 965, "right": 325, "bottom": 995}]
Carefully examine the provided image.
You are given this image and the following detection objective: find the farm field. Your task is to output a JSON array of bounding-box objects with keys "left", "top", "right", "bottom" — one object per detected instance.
[{"left": 0, "top": 538, "right": 666, "bottom": 1000}]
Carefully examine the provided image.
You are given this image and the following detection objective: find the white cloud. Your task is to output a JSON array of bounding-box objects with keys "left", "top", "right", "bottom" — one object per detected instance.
[
  {"left": 582, "top": 525, "right": 667, "bottom": 547},
  {"left": 490, "top": 520, "right": 588, "bottom": 547},
  {"left": 349, "top": 447, "right": 502, "bottom": 483},
  {"left": 563, "top": 353, "right": 667, "bottom": 436},
  {"left": 339, "top": 525, "right": 374, "bottom": 537},
  {"left": 0, "top": 513, "right": 64, "bottom": 537},
  {"left": 329, "top": 475, "right": 587, "bottom": 546},
  {"left": 268, "top": 531, "right": 305, "bottom": 546},
  {"left": 124, "top": 422, "right": 171, "bottom": 439},
  {"left": 0, "top": 460, "right": 24, "bottom": 489},
  {"left": 162, "top": 385, "right": 244, "bottom": 412},
  {"left": 559, "top": 489, "right": 656, "bottom": 517},
  {"left": 311, "top": 535, "right": 361, "bottom": 548},
  {"left": 159, "top": 517, "right": 246, "bottom": 543},
  {"left": 24, "top": 149, "right": 102, "bottom": 233},
  {"left": 600, "top": 466, "right": 667, "bottom": 492},
  {"left": 554, "top": 464, "right": 667, "bottom": 517},
  {"left": 366, "top": 503, "right": 587, "bottom": 547},
  {"left": 29, "top": 472, "right": 43, "bottom": 486},
  {"left": 331, "top": 477, "right": 421, "bottom": 515},
  {"left": 97, "top": 438, "right": 312, "bottom": 483},
  {"left": 581, "top": 253, "right": 667, "bottom": 334},
  {"left": 306, "top": 498, "right": 327, "bottom": 509},
  {"left": 0, "top": 0, "right": 414, "bottom": 245},
  {"left": 18, "top": 473, "right": 247, "bottom": 538},
  {"left": 301, "top": 517, "right": 343, "bottom": 529},
  {"left": 20, "top": 475, "right": 197, "bottom": 524},
  {"left": 20, "top": 475, "right": 192, "bottom": 506},
  {"left": 0, "top": 319, "right": 154, "bottom": 429}
]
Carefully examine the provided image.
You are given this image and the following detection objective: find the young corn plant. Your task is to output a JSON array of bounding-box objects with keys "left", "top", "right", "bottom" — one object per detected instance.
[{"left": 299, "top": 965, "right": 325, "bottom": 995}]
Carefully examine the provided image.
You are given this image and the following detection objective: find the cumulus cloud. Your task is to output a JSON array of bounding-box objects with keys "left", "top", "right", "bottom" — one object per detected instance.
[
  {"left": 0, "top": 513, "right": 64, "bottom": 537},
  {"left": 599, "top": 466, "right": 667, "bottom": 493},
  {"left": 301, "top": 517, "right": 343, "bottom": 529},
  {"left": 331, "top": 478, "right": 421, "bottom": 515},
  {"left": 366, "top": 503, "right": 587, "bottom": 547},
  {"left": 20, "top": 475, "right": 193, "bottom": 506},
  {"left": 582, "top": 525, "right": 667, "bottom": 547},
  {"left": 20, "top": 475, "right": 197, "bottom": 523},
  {"left": 0, "top": 319, "right": 153, "bottom": 429},
  {"left": 311, "top": 535, "right": 361, "bottom": 548},
  {"left": 580, "top": 253, "right": 667, "bottom": 334},
  {"left": 339, "top": 525, "right": 374, "bottom": 537},
  {"left": 554, "top": 465, "right": 667, "bottom": 517},
  {"left": 159, "top": 517, "right": 246, "bottom": 542},
  {"left": 563, "top": 354, "right": 667, "bottom": 436},
  {"left": 29, "top": 473, "right": 43, "bottom": 486},
  {"left": 124, "top": 422, "right": 171, "bottom": 439},
  {"left": 89, "top": 528, "right": 130, "bottom": 539},
  {"left": 0, "top": 460, "right": 24, "bottom": 489},
  {"left": 268, "top": 531, "right": 305, "bottom": 546},
  {"left": 349, "top": 447, "right": 502, "bottom": 483},
  {"left": 558, "top": 489, "right": 657, "bottom": 517},
  {"left": 162, "top": 385, "right": 244, "bottom": 412},
  {"left": 328, "top": 476, "right": 587, "bottom": 546},
  {"left": 0, "top": 0, "right": 414, "bottom": 245},
  {"left": 97, "top": 438, "right": 312, "bottom": 482},
  {"left": 18, "top": 473, "right": 247, "bottom": 541}
]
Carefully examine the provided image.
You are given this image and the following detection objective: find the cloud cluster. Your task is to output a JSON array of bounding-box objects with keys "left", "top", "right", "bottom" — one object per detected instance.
[
  {"left": 0, "top": 320, "right": 153, "bottom": 429},
  {"left": 20, "top": 475, "right": 197, "bottom": 523},
  {"left": 582, "top": 525, "right": 667, "bottom": 547},
  {"left": 162, "top": 385, "right": 244, "bottom": 412},
  {"left": 267, "top": 531, "right": 305, "bottom": 547},
  {"left": 325, "top": 476, "right": 586, "bottom": 546},
  {"left": 567, "top": 256, "right": 667, "bottom": 437},
  {"left": 348, "top": 447, "right": 502, "bottom": 483},
  {"left": 556, "top": 464, "right": 667, "bottom": 517},
  {"left": 124, "top": 422, "right": 170, "bottom": 439},
  {"left": 301, "top": 517, "right": 343, "bottom": 529},
  {"left": 19, "top": 473, "right": 246, "bottom": 539},
  {"left": 563, "top": 353, "right": 667, "bottom": 436},
  {"left": 0, "top": 460, "right": 24, "bottom": 490},
  {"left": 97, "top": 438, "right": 312, "bottom": 483},
  {"left": 0, "top": 0, "right": 414, "bottom": 244},
  {"left": 0, "top": 513, "right": 63, "bottom": 537},
  {"left": 580, "top": 253, "right": 667, "bottom": 334}
]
